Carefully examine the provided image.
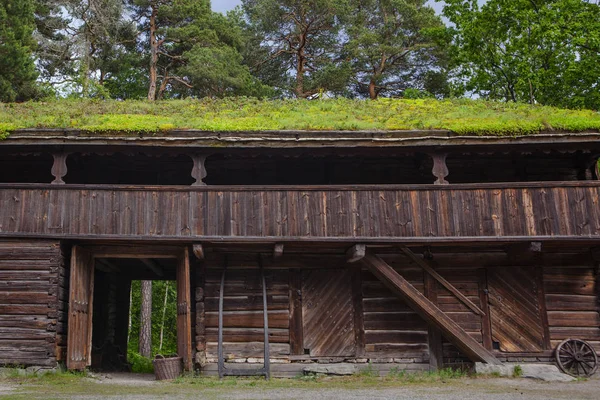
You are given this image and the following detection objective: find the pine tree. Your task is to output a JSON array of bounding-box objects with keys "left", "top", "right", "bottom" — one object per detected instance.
[{"left": 0, "top": 0, "right": 39, "bottom": 102}]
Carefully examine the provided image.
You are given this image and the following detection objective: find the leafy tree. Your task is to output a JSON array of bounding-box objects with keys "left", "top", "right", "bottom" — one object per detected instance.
[
  {"left": 442, "top": 0, "right": 600, "bottom": 109},
  {"left": 346, "top": 0, "right": 449, "bottom": 99},
  {"left": 0, "top": 0, "right": 39, "bottom": 102},
  {"left": 127, "top": 0, "right": 268, "bottom": 100},
  {"left": 243, "top": 0, "right": 351, "bottom": 98},
  {"left": 33, "top": 0, "right": 139, "bottom": 98}
]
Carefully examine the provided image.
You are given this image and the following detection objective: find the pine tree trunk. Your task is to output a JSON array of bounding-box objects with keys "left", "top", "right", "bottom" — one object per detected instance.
[
  {"left": 159, "top": 282, "right": 169, "bottom": 351},
  {"left": 147, "top": 3, "right": 159, "bottom": 101},
  {"left": 139, "top": 280, "right": 152, "bottom": 357}
]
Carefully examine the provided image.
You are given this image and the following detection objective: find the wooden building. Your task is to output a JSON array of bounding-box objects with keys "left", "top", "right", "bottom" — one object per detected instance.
[{"left": 0, "top": 127, "right": 599, "bottom": 376}]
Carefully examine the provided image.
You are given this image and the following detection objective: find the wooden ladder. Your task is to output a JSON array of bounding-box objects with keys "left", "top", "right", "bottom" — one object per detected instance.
[{"left": 217, "top": 256, "right": 271, "bottom": 379}]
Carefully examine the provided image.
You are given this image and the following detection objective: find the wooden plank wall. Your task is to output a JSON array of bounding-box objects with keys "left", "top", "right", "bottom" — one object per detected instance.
[
  {"left": 202, "top": 255, "right": 290, "bottom": 361},
  {"left": 0, "top": 240, "right": 63, "bottom": 367},
  {"left": 544, "top": 267, "right": 600, "bottom": 352},
  {"left": 362, "top": 257, "right": 429, "bottom": 362},
  {"left": 0, "top": 183, "right": 599, "bottom": 240}
]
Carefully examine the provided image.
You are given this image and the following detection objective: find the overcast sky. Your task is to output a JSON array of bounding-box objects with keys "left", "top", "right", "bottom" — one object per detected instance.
[{"left": 212, "top": 1, "right": 446, "bottom": 14}]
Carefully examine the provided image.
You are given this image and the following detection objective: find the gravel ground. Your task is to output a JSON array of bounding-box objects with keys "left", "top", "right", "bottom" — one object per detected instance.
[{"left": 1, "top": 374, "right": 600, "bottom": 400}]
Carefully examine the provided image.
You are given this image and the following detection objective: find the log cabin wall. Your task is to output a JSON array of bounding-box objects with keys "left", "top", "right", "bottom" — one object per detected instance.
[
  {"left": 0, "top": 240, "right": 64, "bottom": 367},
  {"left": 200, "top": 254, "right": 291, "bottom": 363},
  {"left": 193, "top": 249, "right": 600, "bottom": 371},
  {"left": 544, "top": 266, "right": 600, "bottom": 353}
]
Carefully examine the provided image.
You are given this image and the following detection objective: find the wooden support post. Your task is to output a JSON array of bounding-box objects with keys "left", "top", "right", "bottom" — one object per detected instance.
[
  {"left": 361, "top": 253, "right": 501, "bottom": 365},
  {"left": 289, "top": 269, "right": 303, "bottom": 355},
  {"left": 273, "top": 243, "right": 284, "bottom": 259},
  {"left": 351, "top": 268, "right": 365, "bottom": 357},
  {"left": 190, "top": 154, "right": 208, "bottom": 186},
  {"left": 477, "top": 269, "right": 493, "bottom": 351},
  {"left": 430, "top": 153, "right": 449, "bottom": 185},
  {"left": 535, "top": 266, "right": 552, "bottom": 350},
  {"left": 51, "top": 153, "right": 69, "bottom": 184},
  {"left": 400, "top": 246, "right": 485, "bottom": 316},
  {"left": 193, "top": 244, "right": 205, "bottom": 260},
  {"left": 346, "top": 244, "right": 366, "bottom": 263},
  {"left": 424, "top": 272, "right": 443, "bottom": 370},
  {"left": 140, "top": 258, "right": 165, "bottom": 277}
]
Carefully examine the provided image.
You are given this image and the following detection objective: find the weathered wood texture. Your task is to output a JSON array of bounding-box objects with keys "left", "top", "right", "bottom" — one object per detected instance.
[
  {"left": 0, "top": 182, "right": 599, "bottom": 241},
  {"left": 487, "top": 268, "right": 546, "bottom": 352},
  {"left": 361, "top": 254, "right": 501, "bottom": 365},
  {"left": 302, "top": 269, "right": 356, "bottom": 357},
  {"left": 544, "top": 267, "right": 600, "bottom": 352},
  {"left": 362, "top": 262, "right": 429, "bottom": 360},
  {"left": 203, "top": 255, "right": 291, "bottom": 360},
  {"left": 0, "top": 240, "right": 63, "bottom": 367}
]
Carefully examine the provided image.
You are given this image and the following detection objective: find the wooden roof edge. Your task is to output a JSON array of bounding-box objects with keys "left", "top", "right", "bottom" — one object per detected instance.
[{"left": 2, "top": 128, "right": 600, "bottom": 148}]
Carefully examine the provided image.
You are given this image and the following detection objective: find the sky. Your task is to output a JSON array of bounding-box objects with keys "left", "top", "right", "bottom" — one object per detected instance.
[{"left": 212, "top": 1, "right": 447, "bottom": 14}]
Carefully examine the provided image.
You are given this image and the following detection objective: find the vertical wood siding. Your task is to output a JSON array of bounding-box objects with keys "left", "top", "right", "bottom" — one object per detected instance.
[{"left": 0, "top": 183, "right": 599, "bottom": 240}]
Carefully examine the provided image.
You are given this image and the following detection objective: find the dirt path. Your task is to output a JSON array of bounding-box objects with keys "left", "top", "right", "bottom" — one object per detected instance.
[{"left": 2, "top": 374, "right": 599, "bottom": 400}]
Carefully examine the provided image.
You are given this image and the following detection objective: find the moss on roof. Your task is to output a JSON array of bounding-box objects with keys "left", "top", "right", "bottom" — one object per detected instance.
[{"left": 1, "top": 98, "right": 599, "bottom": 139}]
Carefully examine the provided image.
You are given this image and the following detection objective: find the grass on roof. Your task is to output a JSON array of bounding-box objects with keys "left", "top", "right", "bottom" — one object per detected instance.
[{"left": 0, "top": 97, "right": 599, "bottom": 138}]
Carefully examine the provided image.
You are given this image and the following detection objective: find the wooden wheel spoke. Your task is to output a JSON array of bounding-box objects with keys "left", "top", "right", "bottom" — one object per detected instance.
[{"left": 556, "top": 339, "right": 598, "bottom": 377}]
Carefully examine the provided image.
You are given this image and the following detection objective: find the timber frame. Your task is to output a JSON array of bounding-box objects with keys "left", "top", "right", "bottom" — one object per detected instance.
[{"left": 1, "top": 129, "right": 600, "bottom": 376}]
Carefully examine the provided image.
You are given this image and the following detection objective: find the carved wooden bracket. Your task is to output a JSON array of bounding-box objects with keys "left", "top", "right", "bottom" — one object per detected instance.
[
  {"left": 430, "top": 153, "right": 449, "bottom": 185},
  {"left": 192, "top": 244, "right": 204, "bottom": 260},
  {"left": 190, "top": 154, "right": 208, "bottom": 186},
  {"left": 51, "top": 153, "right": 69, "bottom": 184}
]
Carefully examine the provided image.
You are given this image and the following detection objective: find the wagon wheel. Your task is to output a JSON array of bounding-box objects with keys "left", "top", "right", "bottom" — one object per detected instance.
[{"left": 555, "top": 339, "right": 598, "bottom": 377}]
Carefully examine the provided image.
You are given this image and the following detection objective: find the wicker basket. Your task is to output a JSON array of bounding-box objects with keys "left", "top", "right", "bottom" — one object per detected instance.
[{"left": 153, "top": 354, "right": 183, "bottom": 380}]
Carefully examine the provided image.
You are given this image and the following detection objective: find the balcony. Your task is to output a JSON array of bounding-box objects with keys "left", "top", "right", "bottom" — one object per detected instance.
[{"left": 0, "top": 182, "right": 598, "bottom": 243}]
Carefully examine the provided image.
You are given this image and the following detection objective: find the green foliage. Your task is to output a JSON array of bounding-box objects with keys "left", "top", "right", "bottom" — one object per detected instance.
[
  {"left": 243, "top": 0, "right": 351, "bottom": 98},
  {"left": 442, "top": 0, "right": 600, "bottom": 109},
  {"left": 1, "top": 98, "right": 600, "bottom": 137},
  {"left": 127, "top": 351, "right": 154, "bottom": 373},
  {"left": 357, "top": 363, "right": 379, "bottom": 377},
  {"left": 345, "top": 0, "right": 450, "bottom": 99},
  {"left": 128, "top": 280, "right": 178, "bottom": 359},
  {"left": 0, "top": 0, "right": 39, "bottom": 102},
  {"left": 512, "top": 365, "right": 523, "bottom": 378}
]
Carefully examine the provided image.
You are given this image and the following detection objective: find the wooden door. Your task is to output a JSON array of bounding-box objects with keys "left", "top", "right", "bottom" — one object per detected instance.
[
  {"left": 177, "top": 247, "right": 192, "bottom": 371},
  {"left": 487, "top": 268, "right": 546, "bottom": 352},
  {"left": 67, "top": 246, "right": 95, "bottom": 370},
  {"left": 302, "top": 269, "right": 356, "bottom": 357}
]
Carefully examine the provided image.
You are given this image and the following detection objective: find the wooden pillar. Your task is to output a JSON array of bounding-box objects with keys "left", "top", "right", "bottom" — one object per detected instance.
[
  {"left": 424, "top": 272, "right": 443, "bottom": 370},
  {"left": 51, "top": 153, "right": 69, "bottom": 184},
  {"left": 190, "top": 154, "right": 208, "bottom": 186},
  {"left": 430, "top": 153, "right": 449, "bottom": 185},
  {"left": 477, "top": 269, "right": 493, "bottom": 351},
  {"left": 289, "top": 269, "right": 303, "bottom": 355},
  {"left": 351, "top": 267, "right": 365, "bottom": 357},
  {"left": 535, "top": 266, "right": 552, "bottom": 350}
]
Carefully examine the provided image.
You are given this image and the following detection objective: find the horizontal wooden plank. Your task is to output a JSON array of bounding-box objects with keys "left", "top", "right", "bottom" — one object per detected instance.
[
  {"left": 547, "top": 311, "right": 600, "bottom": 328},
  {"left": 545, "top": 294, "right": 599, "bottom": 311},
  {"left": 205, "top": 328, "right": 289, "bottom": 343},
  {"left": 365, "top": 330, "right": 428, "bottom": 344},
  {"left": 205, "top": 311, "right": 289, "bottom": 329},
  {"left": 206, "top": 342, "right": 290, "bottom": 358}
]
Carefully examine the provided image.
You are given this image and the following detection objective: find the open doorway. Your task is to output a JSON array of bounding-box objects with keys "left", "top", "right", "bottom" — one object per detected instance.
[{"left": 66, "top": 246, "right": 192, "bottom": 372}]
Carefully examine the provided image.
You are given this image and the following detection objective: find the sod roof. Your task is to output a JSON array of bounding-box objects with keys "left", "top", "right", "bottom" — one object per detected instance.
[{"left": 1, "top": 98, "right": 599, "bottom": 140}]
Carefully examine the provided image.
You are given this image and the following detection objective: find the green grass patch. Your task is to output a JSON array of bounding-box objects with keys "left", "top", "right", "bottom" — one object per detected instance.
[
  {"left": 0, "top": 97, "right": 599, "bottom": 138},
  {"left": 127, "top": 351, "right": 154, "bottom": 373}
]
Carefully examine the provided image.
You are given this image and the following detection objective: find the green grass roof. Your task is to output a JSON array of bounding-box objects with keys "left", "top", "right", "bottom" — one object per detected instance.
[{"left": 1, "top": 98, "right": 599, "bottom": 139}]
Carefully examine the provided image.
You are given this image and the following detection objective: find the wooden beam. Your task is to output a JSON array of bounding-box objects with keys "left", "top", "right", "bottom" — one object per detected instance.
[
  {"left": 273, "top": 243, "right": 284, "bottom": 259},
  {"left": 477, "top": 269, "right": 493, "bottom": 351},
  {"left": 289, "top": 269, "right": 303, "bottom": 355},
  {"left": 193, "top": 244, "right": 205, "bottom": 260},
  {"left": 346, "top": 244, "right": 366, "bottom": 263},
  {"left": 361, "top": 253, "right": 501, "bottom": 365},
  {"left": 140, "top": 258, "right": 164, "bottom": 277},
  {"left": 400, "top": 246, "right": 485, "bottom": 316}
]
